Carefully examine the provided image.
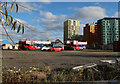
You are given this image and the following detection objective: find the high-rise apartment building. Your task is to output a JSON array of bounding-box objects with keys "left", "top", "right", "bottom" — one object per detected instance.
[
  {"left": 64, "top": 19, "right": 80, "bottom": 42},
  {"left": 98, "top": 18, "right": 120, "bottom": 45},
  {"left": 83, "top": 23, "right": 96, "bottom": 45},
  {"left": 83, "top": 18, "right": 120, "bottom": 47}
]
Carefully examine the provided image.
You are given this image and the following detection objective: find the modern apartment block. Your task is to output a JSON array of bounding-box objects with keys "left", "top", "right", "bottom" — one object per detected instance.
[
  {"left": 64, "top": 19, "right": 80, "bottom": 42},
  {"left": 98, "top": 18, "right": 120, "bottom": 45},
  {"left": 71, "top": 35, "right": 83, "bottom": 41},
  {"left": 83, "top": 18, "right": 120, "bottom": 49},
  {"left": 83, "top": 23, "right": 96, "bottom": 45}
]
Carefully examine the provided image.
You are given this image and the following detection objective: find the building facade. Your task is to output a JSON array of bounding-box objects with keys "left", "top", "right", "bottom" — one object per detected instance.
[
  {"left": 83, "top": 18, "right": 120, "bottom": 49},
  {"left": 83, "top": 23, "right": 96, "bottom": 45},
  {"left": 71, "top": 35, "right": 83, "bottom": 41},
  {"left": 98, "top": 18, "right": 120, "bottom": 45},
  {"left": 64, "top": 19, "right": 80, "bottom": 42}
]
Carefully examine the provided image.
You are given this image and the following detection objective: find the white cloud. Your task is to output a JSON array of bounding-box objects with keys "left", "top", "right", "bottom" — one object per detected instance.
[
  {"left": 114, "top": 12, "right": 120, "bottom": 17},
  {"left": 73, "top": 6, "right": 107, "bottom": 21},
  {"left": 94, "top": 3, "right": 100, "bottom": 5},
  {"left": 37, "top": 18, "right": 63, "bottom": 32},
  {"left": 40, "top": 11, "right": 57, "bottom": 20},
  {"left": 40, "top": 10, "right": 69, "bottom": 20},
  {"left": 39, "top": 11, "right": 68, "bottom": 32},
  {"left": 59, "top": 15, "right": 68, "bottom": 21},
  {"left": 38, "top": 0, "right": 51, "bottom": 4},
  {"left": 35, "top": 11, "right": 69, "bottom": 41}
]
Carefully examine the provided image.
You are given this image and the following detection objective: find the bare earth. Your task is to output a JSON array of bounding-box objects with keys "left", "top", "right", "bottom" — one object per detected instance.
[{"left": 2, "top": 50, "right": 120, "bottom": 69}]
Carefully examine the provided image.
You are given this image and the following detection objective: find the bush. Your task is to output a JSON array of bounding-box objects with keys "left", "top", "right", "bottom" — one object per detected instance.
[{"left": 2, "top": 65, "right": 120, "bottom": 83}]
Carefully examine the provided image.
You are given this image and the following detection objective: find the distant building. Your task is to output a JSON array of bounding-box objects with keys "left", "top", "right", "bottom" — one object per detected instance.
[
  {"left": 83, "top": 17, "right": 120, "bottom": 50},
  {"left": 113, "top": 41, "right": 120, "bottom": 52},
  {"left": 64, "top": 19, "right": 80, "bottom": 42},
  {"left": 83, "top": 23, "right": 96, "bottom": 45},
  {"left": 97, "top": 18, "right": 120, "bottom": 45},
  {"left": 71, "top": 35, "right": 83, "bottom": 41},
  {"left": 94, "top": 23, "right": 102, "bottom": 45}
]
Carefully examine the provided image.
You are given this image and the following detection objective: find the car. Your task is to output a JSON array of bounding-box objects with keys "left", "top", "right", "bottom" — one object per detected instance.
[
  {"left": 50, "top": 46, "right": 63, "bottom": 51},
  {"left": 41, "top": 46, "right": 51, "bottom": 51}
]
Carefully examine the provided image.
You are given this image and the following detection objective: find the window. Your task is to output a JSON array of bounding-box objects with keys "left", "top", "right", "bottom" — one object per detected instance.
[
  {"left": 25, "top": 44, "right": 30, "bottom": 46},
  {"left": 2, "top": 44, "right": 5, "bottom": 46},
  {"left": 73, "top": 21, "right": 76, "bottom": 25}
]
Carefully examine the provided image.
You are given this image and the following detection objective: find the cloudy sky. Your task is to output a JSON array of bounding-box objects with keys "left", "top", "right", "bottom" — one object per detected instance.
[{"left": 0, "top": 2, "right": 118, "bottom": 43}]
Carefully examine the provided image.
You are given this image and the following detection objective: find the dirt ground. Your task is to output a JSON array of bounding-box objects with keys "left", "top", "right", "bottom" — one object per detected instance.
[{"left": 2, "top": 50, "right": 120, "bottom": 69}]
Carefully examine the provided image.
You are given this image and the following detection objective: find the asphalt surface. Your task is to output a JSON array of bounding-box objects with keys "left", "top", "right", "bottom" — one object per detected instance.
[{"left": 2, "top": 50, "right": 120, "bottom": 69}]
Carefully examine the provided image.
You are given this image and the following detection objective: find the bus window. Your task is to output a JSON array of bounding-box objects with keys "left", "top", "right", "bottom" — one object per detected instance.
[
  {"left": 25, "top": 44, "right": 30, "bottom": 46},
  {"left": 2, "top": 44, "right": 6, "bottom": 46}
]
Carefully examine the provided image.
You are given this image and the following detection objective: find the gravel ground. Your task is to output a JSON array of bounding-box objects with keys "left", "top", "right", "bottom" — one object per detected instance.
[{"left": 2, "top": 50, "right": 120, "bottom": 69}]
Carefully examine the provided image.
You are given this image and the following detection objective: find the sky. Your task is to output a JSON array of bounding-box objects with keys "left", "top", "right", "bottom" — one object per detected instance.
[{"left": 0, "top": 2, "right": 119, "bottom": 43}]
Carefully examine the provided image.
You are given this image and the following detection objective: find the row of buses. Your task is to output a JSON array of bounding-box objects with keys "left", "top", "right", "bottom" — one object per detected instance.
[
  {"left": 18, "top": 39, "right": 64, "bottom": 51},
  {"left": 18, "top": 39, "right": 87, "bottom": 51},
  {"left": 2, "top": 39, "right": 87, "bottom": 51}
]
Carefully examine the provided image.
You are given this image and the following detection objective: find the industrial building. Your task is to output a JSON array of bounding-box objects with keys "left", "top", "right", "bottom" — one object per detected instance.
[{"left": 64, "top": 19, "right": 80, "bottom": 42}]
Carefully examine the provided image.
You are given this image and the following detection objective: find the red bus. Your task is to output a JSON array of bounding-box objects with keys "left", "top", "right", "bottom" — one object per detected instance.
[
  {"left": 64, "top": 40, "right": 87, "bottom": 50},
  {"left": 18, "top": 39, "right": 51, "bottom": 50}
]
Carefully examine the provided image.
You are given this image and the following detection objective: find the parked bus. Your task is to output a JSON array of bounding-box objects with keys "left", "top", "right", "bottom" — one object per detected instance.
[
  {"left": 18, "top": 39, "right": 51, "bottom": 50},
  {"left": 64, "top": 40, "right": 87, "bottom": 50}
]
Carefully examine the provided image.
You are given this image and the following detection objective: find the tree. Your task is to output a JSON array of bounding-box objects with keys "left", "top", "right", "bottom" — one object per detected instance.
[{"left": 0, "top": 1, "right": 34, "bottom": 44}]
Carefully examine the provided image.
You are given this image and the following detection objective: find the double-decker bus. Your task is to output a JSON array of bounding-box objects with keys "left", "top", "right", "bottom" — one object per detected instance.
[
  {"left": 64, "top": 40, "right": 87, "bottom": 50},
  {"left": 18, "top": 39, "right": 51, "bottom": 50}
]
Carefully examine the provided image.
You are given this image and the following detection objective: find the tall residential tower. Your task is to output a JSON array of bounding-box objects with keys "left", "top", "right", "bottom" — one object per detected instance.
[
  {"left": 98, "top": 18, "right": 120, "bottom": 45},
  {"left": 83, "top": 17, "right": 120, "bottom": 47},
  {"left": 64, "top": 19, "right": 80, "bottom": 42}
]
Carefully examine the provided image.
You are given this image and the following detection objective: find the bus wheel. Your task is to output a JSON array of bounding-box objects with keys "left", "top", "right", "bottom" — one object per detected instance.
[
  {"left": 52, "top": 49, "right": 55, "bottom": 51},
  {"left": 8, "top": 47, "right": 10, "bottom": 50},
  {"left": 26, "top": 48, "right": 29, "bottom": 50}
]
